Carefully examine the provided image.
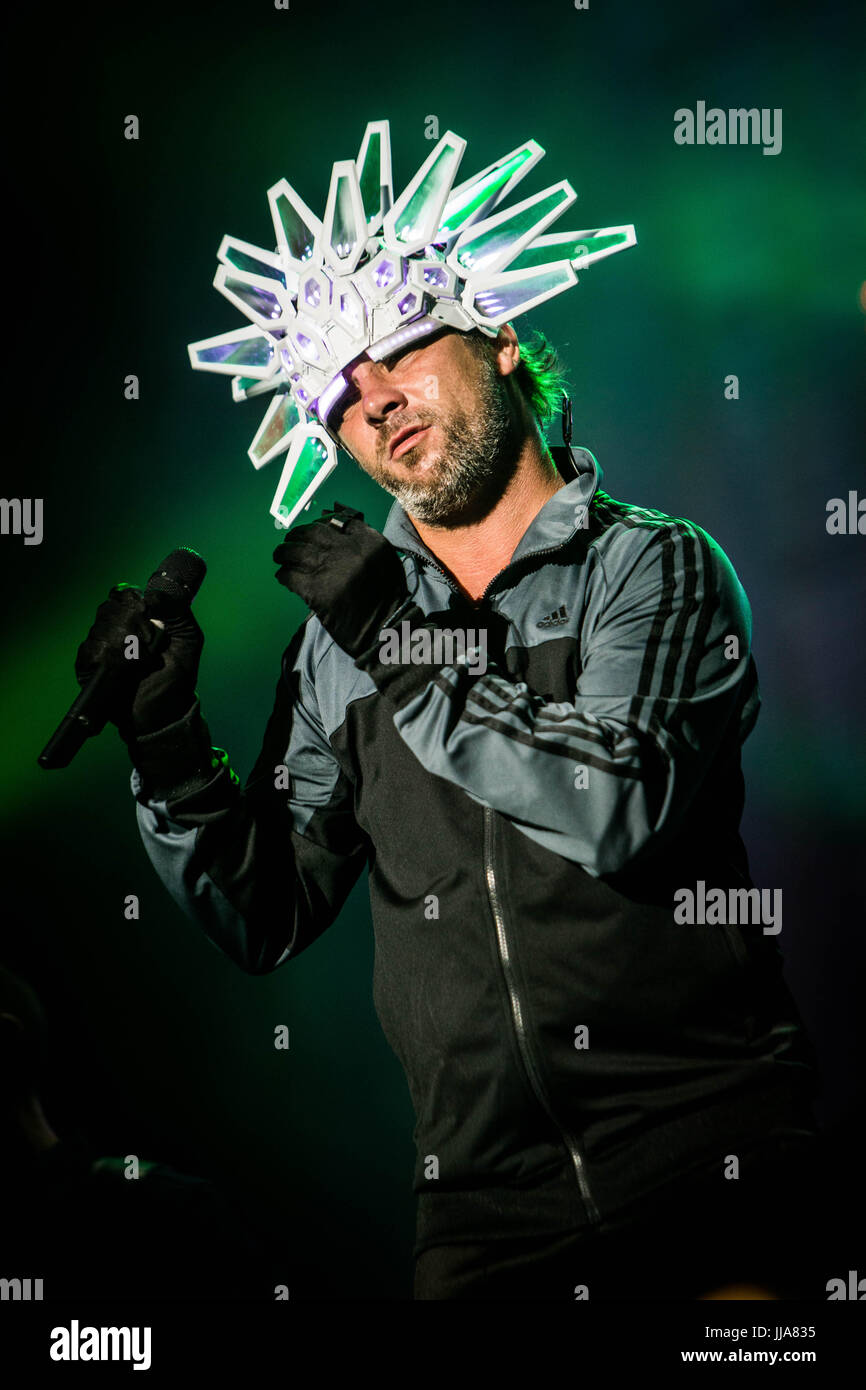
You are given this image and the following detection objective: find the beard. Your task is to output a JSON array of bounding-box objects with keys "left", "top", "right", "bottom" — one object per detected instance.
[{"left": 354, "top": 348, "right": 522, "bottom": 525}]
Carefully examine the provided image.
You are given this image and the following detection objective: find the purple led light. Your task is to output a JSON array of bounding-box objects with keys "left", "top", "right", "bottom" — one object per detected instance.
[
  {"left": 199, "top": 340, "right": 271, "bottom": 366},
  {"left": 338, "top": 291, "right": 362, "bottom": 328},
  {"left": 316, "top": 372, "right": 348, "bottom": 424},
  {"left": 368, "top": 316, "right": 440, "bottom": 363},
  {"left": 295, "top": 331, "right": 319, "bottom": 362}
]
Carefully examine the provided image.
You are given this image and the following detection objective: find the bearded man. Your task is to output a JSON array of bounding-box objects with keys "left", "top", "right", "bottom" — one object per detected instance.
[{"left": 74, "top": 123, "right": 823, "bottom": 1300}]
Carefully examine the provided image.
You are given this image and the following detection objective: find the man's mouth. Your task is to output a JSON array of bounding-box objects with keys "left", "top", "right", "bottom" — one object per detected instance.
[{"left": 389, "top": 425, "right": 430, "bottom": 460}]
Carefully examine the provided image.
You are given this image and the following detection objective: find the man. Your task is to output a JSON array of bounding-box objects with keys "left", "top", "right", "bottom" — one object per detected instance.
[{"left": 75, "top": 123, "right": 824, "bottom": 1299}]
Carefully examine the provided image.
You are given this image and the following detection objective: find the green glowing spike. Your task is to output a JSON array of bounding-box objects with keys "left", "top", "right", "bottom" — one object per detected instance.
[
  {"left": 271, "top": 429, "right": 337, "bottom": 527},
  {"left": 451, "top": 181, "right": 575, "bottom": 277},
  {"left": 356, "top": 121, "right": 393, "bottom": 234},
  {"left": 509, "top": 226, "right": 637, "bottom": 272},
  {"left": 248, "top": 392, "right": 301, "bottom": 469},
  {"left": 437, "top": 141, "right": 542, "bottom": 240},
  {"left": 383, "top": 132, "right": 466, "bottom": 254}
]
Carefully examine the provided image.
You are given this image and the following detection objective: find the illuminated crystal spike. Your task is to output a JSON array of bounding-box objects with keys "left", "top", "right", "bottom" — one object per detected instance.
[
  {"left": 449, "top": 181, "right": 576, "bottom": 279},
  {"left": 465, "top": 261, "right": 577, "bottom": 328},
  {"left": 268, "top": 178, "right": 322, "bottom": 269},
  {"left": 298, "top": 268, "right": 334, "bottom": 326},
  {"left": 408, "top": 259, "right": 459, "bottom": 298},
  {"left": 334, "top": 281, "right": 367, "bottom": 336},
  {"left": 217, "top": 235, "right": 287, "bottom": 287},
  {"left": 188, "top": 325, "right": 277, "bottom": 378},
  {"left": 322, "top": 160, "right": 367, "bottom": 274},
  {"left": 288, "top": 320, "right": 331, "bottom": 368},
  {"left": 361, "top": 249, "right": 405, "bottom": 307},
  {"left": 248, "top": 391, "right": 302, "bottom": 469},
  {"left": 436, "top": 140, "right": 544, "bottom": 243},
  {"left": 508, "top": 224, "right": 637, "bottom": 272},
  {"left": 270, "top": 426, "right": 337, "bottom": 529},
  {"left": 214, "top": 263, "right": 289, "bottom": 330},
  {"left": 382, "top": 131, "right": 466, "bottom": 256},
  {"left": 356, "top": 120, "right": 393, "bottom": 235},
  {"left": 232, "top": 375, "right": 281, "bottom": 403}
]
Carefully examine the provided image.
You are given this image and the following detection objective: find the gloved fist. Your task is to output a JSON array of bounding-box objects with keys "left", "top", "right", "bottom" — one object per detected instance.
[
  {"left": 273, "top": 502, "right": 409, "bottom": 658},
  {"left": 75, "top": 583, "right": 204, "bottom": 740}
]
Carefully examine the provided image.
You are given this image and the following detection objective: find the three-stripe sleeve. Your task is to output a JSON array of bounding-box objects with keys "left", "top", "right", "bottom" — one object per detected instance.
[
  {"left": 387, "top": 521, "right": 759, "bottom": 875},
  {"left": 133, "top": 620, "right": 370, "bottom": 972}
]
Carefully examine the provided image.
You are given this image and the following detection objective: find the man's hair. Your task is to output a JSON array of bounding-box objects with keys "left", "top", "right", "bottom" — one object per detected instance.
[{"left": 464, "top": 326, "right": 569, "bottom": 430}]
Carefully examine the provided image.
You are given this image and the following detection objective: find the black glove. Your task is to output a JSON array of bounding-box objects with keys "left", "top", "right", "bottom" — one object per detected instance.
[
  {"left": 75, "top": 583, "right": 204, "bottom": 741},
  {"left": 273, "top": 503, "right": 409, "bottom": 658},
  {"left": 273, "top": 503, "right": 506, "bottom": 710},
  {"left": 352, "top": 596, "right": 506, "bottom": 711}
]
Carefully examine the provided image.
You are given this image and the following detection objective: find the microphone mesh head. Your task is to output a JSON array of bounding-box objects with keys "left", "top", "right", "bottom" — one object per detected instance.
[{"left": 146, "top": 548, "right": 207, "bottom": 605}]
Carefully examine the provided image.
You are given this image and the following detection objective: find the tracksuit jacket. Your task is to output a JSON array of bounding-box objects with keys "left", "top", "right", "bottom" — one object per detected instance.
[{"left": 130, "top": 445, "right": 818, "bottom": 1259}]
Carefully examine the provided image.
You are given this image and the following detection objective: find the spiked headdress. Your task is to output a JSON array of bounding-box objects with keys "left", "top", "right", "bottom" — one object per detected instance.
[{"left": 188, "top": 120, "right": 635, "bottom": 527}]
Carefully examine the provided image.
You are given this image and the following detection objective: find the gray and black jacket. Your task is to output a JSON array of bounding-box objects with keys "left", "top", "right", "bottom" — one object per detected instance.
[{"left": 130, "top": 446, "right": 818, "bottom": 1257}]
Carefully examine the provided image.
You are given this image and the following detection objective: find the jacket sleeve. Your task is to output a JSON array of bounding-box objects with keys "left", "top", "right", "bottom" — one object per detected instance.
[
  {"left": 355, "top": 519, "right": 760, "bottom": 877},
  {"left": 130, "top": 618, "right": 370, "bottom": 973}
]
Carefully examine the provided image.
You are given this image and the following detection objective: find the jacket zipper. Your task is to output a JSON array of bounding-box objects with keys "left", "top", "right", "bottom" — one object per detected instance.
[
  {"left": 409, "top": 547, "right": 602, "bottom": 1221},
  {"left": 483, "top": 804, "right": 601, "bottom": 1226}
]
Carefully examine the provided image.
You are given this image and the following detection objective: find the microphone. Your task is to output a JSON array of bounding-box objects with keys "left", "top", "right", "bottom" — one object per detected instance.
[{"left": 38, "top": 548, "right": 207, "bottom": 770}]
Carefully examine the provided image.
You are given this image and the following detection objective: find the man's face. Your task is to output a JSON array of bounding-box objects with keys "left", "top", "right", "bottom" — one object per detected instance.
[{"left": 326, "top": 327, "right": 522, "bottom": 525}]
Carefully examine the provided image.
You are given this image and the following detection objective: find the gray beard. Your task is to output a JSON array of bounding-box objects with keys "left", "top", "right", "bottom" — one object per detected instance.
[{"left": 364, "top": 354, "right": 520, "bottom": 525}]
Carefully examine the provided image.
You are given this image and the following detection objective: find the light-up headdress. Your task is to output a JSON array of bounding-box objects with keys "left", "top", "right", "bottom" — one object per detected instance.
[{"left": 187, "top": 120, "right": 636, "bottom": 527}]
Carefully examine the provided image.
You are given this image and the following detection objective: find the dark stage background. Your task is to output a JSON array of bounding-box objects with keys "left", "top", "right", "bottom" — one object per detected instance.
[{"left": 2, "top": 0, "right": 863, "bottom": 1300}]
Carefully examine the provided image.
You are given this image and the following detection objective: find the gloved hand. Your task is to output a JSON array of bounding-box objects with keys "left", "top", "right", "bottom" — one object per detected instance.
[
  {"left": 273, "top": 503, "right": 409, "bottom": 659},
  {"left": 75, "top": 583, "right": 204, "bottom": 741},
  {"left": 273, "top": 503, "right": 505, "bottom": 716}
]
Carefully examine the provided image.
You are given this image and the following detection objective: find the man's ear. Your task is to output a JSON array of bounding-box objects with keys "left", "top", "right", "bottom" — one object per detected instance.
[{"left": 495, "top": 324, "right": 521, "bottom": 378}]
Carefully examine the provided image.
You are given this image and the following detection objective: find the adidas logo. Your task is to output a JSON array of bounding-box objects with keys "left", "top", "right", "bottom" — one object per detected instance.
[{"left": 538, "top": 605, "right": 569, "bottom": 629}]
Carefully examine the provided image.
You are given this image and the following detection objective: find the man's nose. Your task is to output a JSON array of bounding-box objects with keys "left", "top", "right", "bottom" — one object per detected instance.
[{"left": 353, "top": 362, "right": 408, "bottom": 425}]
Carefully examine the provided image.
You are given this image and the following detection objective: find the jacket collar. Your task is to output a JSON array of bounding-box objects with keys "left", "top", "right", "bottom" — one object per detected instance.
[{"left": 382, "top": 445, "right": 603, "bottom": 568}]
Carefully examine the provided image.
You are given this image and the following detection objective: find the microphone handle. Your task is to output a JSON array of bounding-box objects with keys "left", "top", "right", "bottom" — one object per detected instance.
[
  {"left": 38, "top": 614, "right": 167, "bottom": 770},
  {"left": 38, "top": 664, "right": 118, "bottom": 769},
  {"left": 38, "top": 547, "right": 201, "bottom": 772}
]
